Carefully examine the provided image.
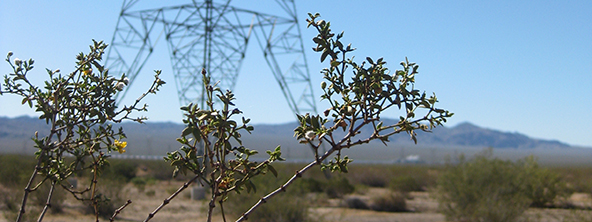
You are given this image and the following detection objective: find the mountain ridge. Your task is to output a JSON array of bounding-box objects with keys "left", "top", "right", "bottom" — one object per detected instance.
[
  {"left": 4, "top": 115, "right": 592, "bottom": 166},
  {"left": 0, "top": 115, "right": 574, "bottom": 151}
]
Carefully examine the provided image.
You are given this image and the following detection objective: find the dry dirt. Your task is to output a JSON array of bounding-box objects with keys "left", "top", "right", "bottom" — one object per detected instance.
[{"left": 2, "top": 181, "right": 592, "bottom": 222}]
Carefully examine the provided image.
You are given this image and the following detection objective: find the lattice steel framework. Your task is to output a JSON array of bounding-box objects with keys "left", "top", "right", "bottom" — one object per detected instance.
[{"left": 105, "top": 0, "right": 316, "bottom": 116}]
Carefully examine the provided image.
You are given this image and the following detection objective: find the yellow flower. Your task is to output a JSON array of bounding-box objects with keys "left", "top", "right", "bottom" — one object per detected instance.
[
  {"left": 83, "top": 68, "right": 92, "bottom": 76},
  {"left": 114, "top": 140, "right": 127, "bottom": 154}
]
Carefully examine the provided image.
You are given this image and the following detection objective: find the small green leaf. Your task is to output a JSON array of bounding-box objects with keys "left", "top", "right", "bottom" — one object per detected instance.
[
  {"left": 268, "top": 165, "right": 278, "bottom": 177},
  {"left": 330, "top": 60, "right": 340, "bottom": 67},
  {"left": 181, "top": 127, "right": 192, "bottom": 137},
  {"left": 321, "top": 50, "right": 330, "bottom": 63}
]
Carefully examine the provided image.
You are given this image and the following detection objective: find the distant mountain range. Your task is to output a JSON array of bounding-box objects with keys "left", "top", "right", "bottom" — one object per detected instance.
[
  {"left": 6, "top": 115, "right": 592, "bottom": 165},
  {"left": 0, "top": 115, "right": 575, "bottom": 153}
]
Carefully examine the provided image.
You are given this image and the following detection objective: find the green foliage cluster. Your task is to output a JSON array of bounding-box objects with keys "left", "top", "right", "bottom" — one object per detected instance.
[
  {"left": 435, "top": 151, "right": 572, "bottom": 222},
  {"left": 161, "top": 69, "right": 286, "bottom": 221},
  {"left": 1, "top": 13, "right": 453, "bottom": 222},
  {"left": 519, "top": 156, "right": 572, "bottom": 208},
  {"left": 2, "top": 40, "right": 164, "bottom": 221},
  {"left": 294, "top": 13, "right": 453, "bottom": 174}
]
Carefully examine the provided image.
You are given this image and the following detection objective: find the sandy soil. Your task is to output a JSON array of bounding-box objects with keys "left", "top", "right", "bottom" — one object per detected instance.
[{"left": 2, "top": 181, "right": 592, "bottom": 222}]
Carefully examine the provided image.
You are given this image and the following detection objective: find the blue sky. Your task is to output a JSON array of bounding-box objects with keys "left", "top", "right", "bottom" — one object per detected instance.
[{"left": 1, "top": 1, "right": 591, "bottom": 147}]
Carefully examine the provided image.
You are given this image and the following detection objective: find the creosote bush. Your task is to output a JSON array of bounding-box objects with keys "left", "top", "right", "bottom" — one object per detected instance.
[
  {"left": 436, "top": 150, "right": 572, "bottom": 222},
  {"left": 519, "top": 156, "right": 572, "bottom": 208},
  {"left": 436, "top": 153, "right": 530, "bottom": 222},
  {"left": 323, "top": 176, "right": 355, "bottom": 198},
  {"left": 2, "top": 13, "right": 452, "bottom": 222},
  {"left": 2, "top": 40, "right": 164, "bottom": 221}
]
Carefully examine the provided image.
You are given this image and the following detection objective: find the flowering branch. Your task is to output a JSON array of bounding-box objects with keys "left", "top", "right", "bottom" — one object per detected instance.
[
  {"left": 237, "top": 13, "right": 452, "bottom": 221},
  {"left": 3, "top": 40, "right": 165, "bottom": 221}
]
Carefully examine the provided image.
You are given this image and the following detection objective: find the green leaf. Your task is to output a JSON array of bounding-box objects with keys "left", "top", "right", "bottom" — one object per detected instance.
[
  {"left": 181, "top": 127, "right": 192, "bottom": 137},
  {"left": 312, "top": 37, "right": 322, "bottom": 44},
  {"left": 376, "top": 122, "right": 383, "bottom": 130},
  {"left": 268, "top": 165, "right": 278, "bottom": 177},
  {"left": 192, "top": 127, "right": 202, "bottom": 142},
  {"left": 321, "top": 50, "right": 330, "bottom": 63}
]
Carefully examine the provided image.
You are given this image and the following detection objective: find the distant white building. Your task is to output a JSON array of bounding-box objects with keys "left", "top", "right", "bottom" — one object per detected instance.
[{"left": 394, "top": 155, "right": 425, "bottom": 164}]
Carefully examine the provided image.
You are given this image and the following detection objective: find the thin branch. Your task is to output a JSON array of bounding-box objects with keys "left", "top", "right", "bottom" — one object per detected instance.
[
  {"left": 143, "top": 174, "right": 201, "bottom": 222},
  {"left": 16, "top": 151, "right": 46, "bottom": 222},
  {"left": 110, "top": 200, "right": 132, "bottom": 222},
  {"left": 37, "top": 181, "right": 56, "bottom": 222},
  {"left": 235, "top": 146, "right": 337, "bottom": 222}
]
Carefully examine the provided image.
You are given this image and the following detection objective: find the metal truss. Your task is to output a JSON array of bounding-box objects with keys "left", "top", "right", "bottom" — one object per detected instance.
[{"left": 105, "top": 0, "right": 316, "bottom": 116}]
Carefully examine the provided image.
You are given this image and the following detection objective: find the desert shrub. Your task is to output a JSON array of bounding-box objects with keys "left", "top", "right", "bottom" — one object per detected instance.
[
  {"left": 323, "top": 176, "right": 355, "bottom": 198},
  {"left": 357, "top": 171, "right": 388, "bottom": 188},
  {"left": 389, "top": 175, "right": 423, "bottom": 193},
  {"left": 104, "top": 160, "right": 137, "bottom": 183},
  {"left": 344, "top": 196, "right": 369, "bottom": 209},
  {"left": 519, "top": 156, "right": 572, "bottom": 208},
  {"left": 293, "top": 177, "right": 324, "bottom": 193},
  {"left": 2, "top": 12, "right": 452, "bottom": 221},
  {"left": 238, "top": 193, "right": 310, "bottom": 222},
  {"left": 142, "top": 160, "right": 176, "bottom": 181},
  {"left": 2, "top": 40, "right": 164, "bottom": 221},
  {"left": 130, "top": 177, "right": 156, "bottom": 191},
  {"left": 347, "top": 165, "right": 387, "bottom": 187},
  {"left": 0, "top": 154, "right": 36, "bottom": 188},
  {"left": 435, "top": 153, "right": 531, "bottom": 222},
  {"left": 557, "top": 167, "right": 592, "bottom": 193},
  {"left": 370, "top": 192, "right": 407, "bottom": 212}
]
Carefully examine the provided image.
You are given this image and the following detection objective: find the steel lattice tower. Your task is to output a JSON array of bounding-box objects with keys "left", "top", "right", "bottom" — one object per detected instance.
[{"left": 105, "top": 0, "right": 316, "bottom": 116}]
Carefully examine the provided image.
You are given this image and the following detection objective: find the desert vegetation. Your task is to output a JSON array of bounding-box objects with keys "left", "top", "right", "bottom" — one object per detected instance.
[
  {"left": 2, "top": 155, "right": 592, "bottom": 221},
  {"left": 2, "top": 12, "right": 592, "bottom": 222}
]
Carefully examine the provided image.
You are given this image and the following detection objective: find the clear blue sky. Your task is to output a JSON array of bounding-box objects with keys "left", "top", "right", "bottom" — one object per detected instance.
[{"left": 1, "top": 1, "right": 591, "bottom": 147}]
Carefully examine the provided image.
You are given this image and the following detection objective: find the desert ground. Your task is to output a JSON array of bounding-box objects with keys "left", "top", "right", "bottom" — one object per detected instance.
[{"left": 2, "top": 179, "right": 592, "bottom": 222}]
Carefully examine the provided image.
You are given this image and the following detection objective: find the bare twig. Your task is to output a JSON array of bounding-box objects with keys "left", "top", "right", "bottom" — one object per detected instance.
[
  {"left": 16, "top": 151, "right": 46, "bottom": 222},
  {"left": 144, "top": 174, "right": 201, "bottom": 222},
  {"left": 36, "top": 181, "right": 56, "bottom": 222},
  {"left": 236, "top": 146, "right": 337, "bottom": 222},
  {"left": 110, "top": 200, "right": 132, "bottom": 222}
]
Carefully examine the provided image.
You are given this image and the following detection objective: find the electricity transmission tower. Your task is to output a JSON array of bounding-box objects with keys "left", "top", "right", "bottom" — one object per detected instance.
[{"left": 105, "top": 0, "right": 317, "bottom": 116}]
